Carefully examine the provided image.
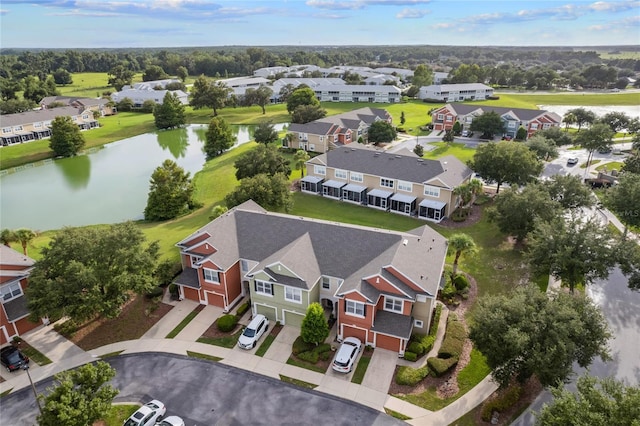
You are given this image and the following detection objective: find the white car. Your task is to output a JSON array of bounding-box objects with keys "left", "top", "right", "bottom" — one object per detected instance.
[
  {"left": 332, "top": 337, "right": 362, "bottom": 373},
  {"left": 567, "top": 157, "right": 579, "bottom": 166},
  {"left": 237, "top": 314, "right": 269, "bottom": 349},
  {"left": 123, "top": 400, "right": 166, "bottom": 426},
  {"left": 157, "top": 416, "right": 185, "bottom": 426}
]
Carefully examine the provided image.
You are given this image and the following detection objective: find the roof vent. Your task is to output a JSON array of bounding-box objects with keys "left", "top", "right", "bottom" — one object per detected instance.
[
  {"left": 351, "top": 148, "right": 356, "bottom": 151},
  {"left": 205, "top": 244, "right": 209, "bottom": 249},
  {"left": 403, "top": 239, "right": 408, "bottom": 246},
  {"left": 376, "top": 277, "right": 379, "bottom": 284},
  {"left": 395, "top": 155, "right": 401, "bottom": 159}
]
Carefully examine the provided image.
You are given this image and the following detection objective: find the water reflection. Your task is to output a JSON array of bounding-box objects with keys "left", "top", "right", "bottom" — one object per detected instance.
[
  {"left": 54, "top": 153, "right": 91, "bottom": 190},
  {"left": 157, "top": 127, "right": 189, "bottom": 159}
]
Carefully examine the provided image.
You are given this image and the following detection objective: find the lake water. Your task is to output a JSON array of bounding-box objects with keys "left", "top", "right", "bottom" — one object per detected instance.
[{"left": 0, "top": 123, "right": 285, "bottom": 231}]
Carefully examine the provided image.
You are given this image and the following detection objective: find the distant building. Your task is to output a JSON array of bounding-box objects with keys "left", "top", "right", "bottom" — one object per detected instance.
[{"left": 418, "top": 83, "right": 494, "bottom": 102}]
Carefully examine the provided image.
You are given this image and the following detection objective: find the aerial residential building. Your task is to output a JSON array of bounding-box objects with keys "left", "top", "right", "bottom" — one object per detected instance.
[{"left": 418, "top": 83, "right": 494, "bottom": 102}]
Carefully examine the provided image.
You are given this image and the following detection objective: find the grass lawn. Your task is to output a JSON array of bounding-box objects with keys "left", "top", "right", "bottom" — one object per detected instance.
[
  {"left": 196, "top": 329, "right": 243, "bottom": 348},
  {"left": 95, "top": 404, "right": 140, "bottom": 426},
  {"left": 279, "top": 374, "right": 318, "bottom": 390},
  {"left": 398, "top": 348, "right": 491, "bottom": 411},
  {"left": 423, "top": 142, "right": 477, "bottom": 164},
  {"left": 580, "top": 159, "right": 601, "bottom": 168},
  {"left": 165, "top": 305, "right": 204, "bottom": 338},
  {"left": 351, "top": 352, "right": 372, "bottom": 384},
  {"left": 385, "top": 408, "right": 412, "bottom": 421},
  {"left": 595, "top": 161, "right": 624, "bottom": 172},
  {"left": 0, "top": 388, "right": 13, "bottom": 398},
  {"left": 186, "top": 351, "right": 223, "bottom": 362},
  {"left": 16, "top": 341, "right": 53, "bottom": 366},
  {"left": 57, "top": 72, "right": 116, "bottom": 98},
  {"left": 255, "top": 334, "right": 276, "bottom": 357},
  {"left": 286, "top": 356, "right": 328, "bottom": 373}
]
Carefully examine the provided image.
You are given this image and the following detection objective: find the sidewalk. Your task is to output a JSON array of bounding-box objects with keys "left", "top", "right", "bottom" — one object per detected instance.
[{"left": 0, "top": 300, "right": 497, "bottom": 425}]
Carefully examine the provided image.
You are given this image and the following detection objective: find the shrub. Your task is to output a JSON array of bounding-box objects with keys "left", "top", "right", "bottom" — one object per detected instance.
[
  {"left": 438, "top": 319, "right": 466, "bottom": 359},
  {"left": 292, "top": 335, "right": 315, "bottom": 355},
  {"left": 453, "top": 275, "right": 469, "bottom": 291},
  {"left": 145, "top": 286, "right": 164, "bottom": 299},
  {"left": 427, "top": 356, "right": 458, "bottom": 376},
  {"left": 395, "top": 366, "right": 429, "bottom": 386},
  {"left": 216, "top": 314, "right": 238, "bottom": 332},
  {"left": 403, "top": 351, "right": 417, "bottom": 362},
  {"left": 481, "top": 385, "right": 522, "bottom": 421},
  {"left": 154, "top": 260, "right": 181, "bottom": 286},
  {"left": 408, "top": 341, "right": 425, "bottom": 355},
  {"left": 319, "top": 350, "right": 332, "bottom": 361},
  {"left": 168, "top": 283, "right": 179, "bottom": 297},
  {"left": 298, "top": 350, "right": 319, "bottom": 363},
  {"left": 441, "top": 282, "right": 458, "bottom": 301},
  {"left": 429, "top": 304, "right": 443, "bottom": 336},
  {"left": 54, "top": 320, "right": 78, "bottom": 337},
  {"left": 236, "top": 302, "right": 250, "bottom": 316}
]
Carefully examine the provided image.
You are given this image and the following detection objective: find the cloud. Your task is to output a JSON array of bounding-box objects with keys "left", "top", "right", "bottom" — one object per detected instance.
[
  {"left": 588, "top": 14, "right": 640, "bottom": 30},
  {"left": 306, "top": 0, "right": 430, "bottom": 10},
  {"left": 0, "top": 9, "right": 7, "bottom": 15},
  {"left": 588, "top": 1, "right": 640, "bottom": 12},
  {"left": 396, "top": 8, "right": 429, "bottom": 18}
]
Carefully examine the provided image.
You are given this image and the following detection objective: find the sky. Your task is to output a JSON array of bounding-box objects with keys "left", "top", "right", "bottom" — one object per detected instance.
[{"left": 1, "top": 0, "right": 639, "bottom": 48}]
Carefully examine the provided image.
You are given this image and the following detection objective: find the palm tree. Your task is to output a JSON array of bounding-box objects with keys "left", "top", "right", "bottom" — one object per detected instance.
[
  {"left": 467, "top": 178, "right": 484, "bottom": 207},
  {"left": 563, "top": 112, "right": 576, "bottom": 132},
  {"left": 14, "top": 228, "right": 36, "bottom": 255},
  {"left": 293, "top": 149, "right": 310, "bottom": 178},
  {"left": 447, "top": 233, "right": 478, "bottom": 277},
  {"left": 453, "top": 184, "right": 472, "bottom": 209},
  {"left": 0, "top": 229, "right": 16, "bottom": 247}
]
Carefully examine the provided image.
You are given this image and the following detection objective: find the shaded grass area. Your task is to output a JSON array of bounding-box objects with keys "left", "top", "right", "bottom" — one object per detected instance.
[
  {"left": 196, "top": 329, "right": 243, "bottom": 348},
  {"left": 0, "top": 388, "right": 13, "bottom": 398},
  {"left": 55, "top": 295, "right": 173, "bottom": 351},
  {"left": 187, "top": 351, "right": 223, "bottom": 362},
  {"left": 351, "top": 353, "right": 372, "bottom": 384},
  {"left": 384, "top": 408, "right": 412, "bottom": 421},
  {"left": 398, "top": 348, "right": 491, "bottom": 411},
  {"left": 96, "top": 404, "right": 140, "bottom": 426},
  {"left": 165, "top": 304, "right": 205, "bottom": 338},
  {"left": 255, "top": 334, "right": 276, "bottom": 357},
  {"left": 286, "top": 356, "right": 328, "bottom": 373},
  {"left": 98, "top": 350, "right": 125, "bottom": 359},
  {"left": 279, "top": 374, "right": 318, "bottom": 390},
  {"left": 16, "top": 341, "right": 52, "bottom": 366},
  {"left": 423, "top": 142, "right": 477, "bottom": 164}
]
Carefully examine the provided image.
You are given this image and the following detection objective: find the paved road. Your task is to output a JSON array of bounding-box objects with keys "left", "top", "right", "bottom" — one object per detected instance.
[
  {"left": 511, "top": 267, "right": 640, "bottom": 425},
  {"left": 0, "top": 353, "right": 404, "bottom": 426}
]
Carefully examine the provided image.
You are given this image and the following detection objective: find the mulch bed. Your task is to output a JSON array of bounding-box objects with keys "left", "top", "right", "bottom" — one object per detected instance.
[
  {"left": 471, "top": 376, "right": 543, "bottom": 425},
  {"left": 66, "top": 295, "right": 173, "bottom": 351},
  {"left": 438, "top": 204, "right": 484, "bottom": 229}
]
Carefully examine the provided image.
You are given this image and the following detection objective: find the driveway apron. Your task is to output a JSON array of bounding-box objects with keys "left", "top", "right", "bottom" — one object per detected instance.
[{"left": 361, "top": 348, "right": 398, "bottom": 393}]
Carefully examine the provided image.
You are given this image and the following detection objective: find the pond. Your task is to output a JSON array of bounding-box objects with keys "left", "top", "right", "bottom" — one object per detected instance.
[{"left": 0, "top": 123, "right": 286, "bottom": 231}]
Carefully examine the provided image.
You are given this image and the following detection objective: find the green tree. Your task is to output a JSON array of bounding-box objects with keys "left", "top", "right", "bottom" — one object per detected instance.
[
  {"left": 234, "top": 144, "right": 291, "bottom": 180},
  {"left": 525, "top": 135, "right": 559, "bottom": 161},
  {"left": 244, "top": 86, "right": 273, "bottom": 114},
  {"left": 487, "top": 184, "right": 560, "bottom": 241},
  {"left": 413, "top": 144, "right": 424, "bottom": 157},
  {"left": 447, "top": 233, "right": 477, "bottom": 277},
  {"left": 1, "top": 228, "right": 17, "bottom": 246},
  {"left": 575, "top": 123, "right": 615, "bottom": 169},
  {"left": 204, "top": 116, "right": 235, "bottom": 159},
  {"left": 542, "top": 174, "right": 594, "bottom": 210},
  {"left": 107, "top": 64, "right": 134, "bottom": 91},
  {"left": 189, "top": 75, "right": 231, "bottom": 116},
  {"left": 367, "top": 121, "right": 397, "bottom": 144},
  {"left": 469, "top": 285, "right": 611, "bottom": 388},
  {"left": 115, "top": 97, "right": 134, "bottom": 112},
  {"left": 293, "top": 149, "right": 310, "bottom": 178},
  {"left": 562, "top": 111, "right": 577, "bottom": 131},
  {"left": 468, "top": 141, "right": 544, "bottom": 194},
  {"left": 26, "top": 223, "right": 159, "bottom": 323},
  {"left": 49, "top": 116, "right": 85, "bottom": 157},
  {"left": 38, "top": 361, "right": 118, "bottom": 426},
  {"left": 53, "top": 68, "right": 73, "bottom": 85},
  {"left": 209, "top": 205, "right": 228, "bottom": 221},
  {"left": 599, "top": 111, "right": 631, "bottom": 133},
  {"left": 410, "top": 64, "right": 433, "bottom": 91},
  {"left": 291, "top": 104, "right": 327, "bottom": 124},
  {"left": 515, "top": 126, "right": 528, "bottom": 141},
  {"left": 621, "top": 152, "right": 640, "bottom": 174},
  {"left": 536, "top": 375, "right": 640, "bottom": 426},
  {"left": 225, "top": 173, "right": 293, "bottom": 212},
  {"left": 452, "top": 121, "right": 462, "bottom": 136},
  {"left": 144, "top": 159, "right": 195, "bottom": 221},
  {"left": 526, "top": 215, "right": 618, "bottom": 293},
  {"left": 469, "top": 111, "right": 505, "bottom": 139},
  {"left": 567, "top": 107, "right": 597, "bottom": 132},
  {"left": 400, "top": 111, "right": 406, "bottom": 126},
  {"left": 176, "top": 66, "right": 188, "bottom": 82},
  {"left": 14, "top": 228, "right": 36, "bottom": 255},
  {"left": 153, "top": 92, "right": 186, "bottom": 130},
  {"left": 142, "top": 65, "right": 168, "bottom": 82},
  {"left": 605, "top": 173, "right": 640, "bottom": 235},
  {"left": 286, "top": 86, "right": 319, "bottom": 114},
  {"left": 536, "top": 126, "right": 574, "bottom": 146},
  {"left": 300, "top": 302, "right": 330, "bottom": 346},
  {"left": 253, "top": 121, "right": 279, "bottom": 145},
  {"left": 442, "top": 130, "right": 455, "bottom": 143},
  {"left": 140, "top": 99, "right": 156, "bottom": 113}
]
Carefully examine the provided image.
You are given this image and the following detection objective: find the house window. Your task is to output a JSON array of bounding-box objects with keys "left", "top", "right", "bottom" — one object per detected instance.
[
  {"left": 508, "top": 121, "right": 516, "bottom": 128},
  {"left": 397, "top": 180, "right": 412, "bottom": 192},
  {"left": 2, "top": 128, "right": 11, "bottom": 134},
  {"left": 203, "top": 268, "right": 220, "bottom": 283},
  {"left": 531, "top": 123, "right": 539, "bottom": 130},
  {"left": 543, "top": 123, "right": 551, "bottom": 129},
  {"left": 345, "top": 300, "right": 365, "bottom": 317},
  {"left": 1, "top": 282, "right": 22, "bottom": 302},
  {"left": 384, "top": 296, "right": 403, "bottom": 313},
  {"left": 446, "top": 116, "right": 452, "bottom": 122},
  {"left": 322, "top": 277, "right": 331, "bottom": 290},
  {"left": 350, "top": 172, "right": 363, "bottom": 183},
  {"left": 285, "top": 287, "right": 302, "bottom": 303},
  {"left": 424, "top": 185, "right": 440, "bottom": 197},
  {"left": 82, "top": 114, "right": 89, "bottom": 119},
  {"left": 335, "top": 169, "right": 347, "bottom": 179},
  {"left": 34, "top": 122, "right": 42, "bottom": 128},
  {"left": 298, "top": 133, "right": 303, "bottom": 140},
  {"left": 255, "top": 280, "right": 273, "bottom": 296},
  {"left": 414, "top": 319, "right": 424, "bottom": 328},
  {"left": 380, "top": 178, "right": 394, "bottom": 189},
  {"left": 437, "top": 114, "right": 444, "bottom": 120},
  {"left": 319, "top": 136, "right": 324, "bottom": 142},
  {"left": 13, "top": 125, "right": 23, "bottom": 132},
  {"left": 314, "top": 165, "right": 326, "bottom": 176}
]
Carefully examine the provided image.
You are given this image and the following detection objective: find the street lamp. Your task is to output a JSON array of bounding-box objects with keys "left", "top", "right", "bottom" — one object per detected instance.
[{"left": 22, "top": 364, "right": 43, "bottom": 415}]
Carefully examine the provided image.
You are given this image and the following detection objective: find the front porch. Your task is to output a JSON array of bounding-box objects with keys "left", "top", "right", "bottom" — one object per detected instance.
[{"left": 341, "top": 183, "right": 367, "bottom": 205}]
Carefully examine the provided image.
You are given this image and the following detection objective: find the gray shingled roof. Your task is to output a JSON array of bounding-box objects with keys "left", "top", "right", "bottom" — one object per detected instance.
[
  {"left": 174, "top": 268, "right": 200, "bottom": 289},
  {"left": 447, "top": 103, "right": 551, "bottom": 121},
  {"left": 3, "top": 295, "right": 29, "bottom": 321},
  {"left": 288, "top": 121, "right": 338, "bottom": 135},
  {"left": 264, "top": 268, "right": 308, "bottom": 290},
  {"left": 0, "top": 106, "right": 81, "bottom": 128},
  {"left": 372, "top": 310, "right": 413, "bottom": 339}
]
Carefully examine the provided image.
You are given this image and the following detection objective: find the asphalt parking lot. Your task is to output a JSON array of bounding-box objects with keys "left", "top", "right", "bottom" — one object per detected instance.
[{"left": 0, "top": 353, "right": 404, "bottom": 426}]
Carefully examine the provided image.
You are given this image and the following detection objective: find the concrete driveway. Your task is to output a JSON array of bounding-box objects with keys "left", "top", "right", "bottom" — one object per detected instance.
[
  {"left": 0, "top": 353, "right": 405, "bottom": 426},
  {"left": 263, "top": 325, "right": 299, "bottom": 363},
  {"left": 361, "top": 348, "right": 398, "bottom": 393}
]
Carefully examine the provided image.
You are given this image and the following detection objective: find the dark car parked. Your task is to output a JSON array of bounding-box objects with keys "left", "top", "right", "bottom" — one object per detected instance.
[{"left": 0, "top": 345, "right": 30, "bottom": 372}]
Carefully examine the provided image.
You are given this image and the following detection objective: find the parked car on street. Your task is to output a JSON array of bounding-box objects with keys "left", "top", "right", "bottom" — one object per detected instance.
[
  {"left": 567, "top": 157, "right": 579, "bottom": 166},
  {"left": 237, "top": 314, "right": 269, "bottom": 350},
  {"left": 123, "top": 400, "right": 166, "bottom": 426},
  {"left": 332, "top": 337, "right": 362, "bottom": 373},
  {"left": 0, "top": 345, "right": 29, "bottom": 372},
  {"left": 157, "top": 416, "right": 185, "bottom": 426}
]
